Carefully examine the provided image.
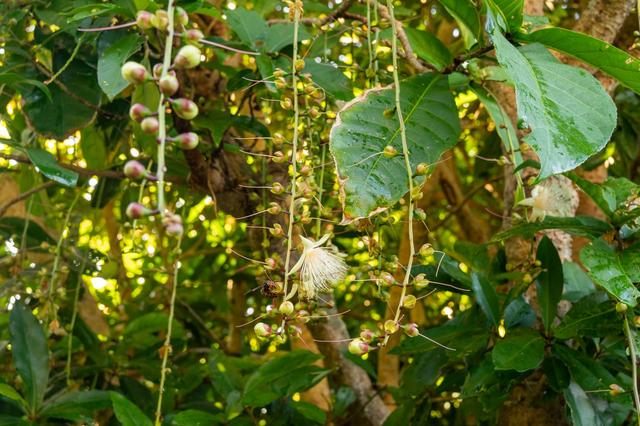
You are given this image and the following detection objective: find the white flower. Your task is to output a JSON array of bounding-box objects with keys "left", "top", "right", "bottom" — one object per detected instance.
[
  {"left": 519, "top": 176, "right": 578, "bottom": 221},
  {"left": 288, "top": 234, "right": 347, "bottom": 299}
]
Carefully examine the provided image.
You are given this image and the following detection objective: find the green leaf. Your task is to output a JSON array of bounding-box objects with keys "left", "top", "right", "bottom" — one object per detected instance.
[
  {"left": 543, "top": 358, "right": 570, "bottom": 392},
  {"left": 552, "top": 295, "right": 617, "bottom": 339},
  {"left": 0, "top": 383, "right": 26, "bottom": 410},
  {"left": 471, "top": 273, "right": 500, "bottom": 326},
  {"left": 39, "top": 390, "right": 111, "bottom": 422},
  {"left": 621, "top": 249, "right": 640, "bottom": 282},
  {"left": 242, "top": 350, "right": 329, "bottom": 407},
  {"left": 97, "top": 33, "right": 143, "bottom": 99},
  {"left": 437, "top": 0, "right": 480, "bottom": 45},
  {"left": 330, "top": 73, "right": 460, "bottom": 220},
  {"left": 488, "top": 0, "right": 524, "bottom": 31},
  {"left": 404, "top": 28, "right": 453, "bottom": 70},
  {"left": 304, "top": 59, "right": 353, "bottom": 101},
  {"left": 123, "top": 312, "right": 185, "bottom": 349},
  {"left": 22, "top": 56, "right": 100, "bottom": 139},
  {"left": 110, "top": 392, "right": 153, "bottom": 426},
  {"left": 171, "top": 409, "right": 225, "bottom": 425},
  {"left": 564, "top": 382, "right": 606, "bottom": 426},
  {"left": 580, "top": 238, "right": 640, "bottom": 307},
  {"left": 0, "top": 72, "right": 51, "bottom": 101},
  {"left": 80, "top": 127, "right": 107, "bottom": 170},
  {"left": 0, "top": 416, "right": 31, "bottom": 426},
  {"left": 26, "top": 148, "right": 77, "bottom": 187},
  {"left": 489, "top": 28, "right": 617, "bottom": 178},
  {"left": 536, "top": 236, "right": 563, "bottom": 332},
  {"left": 503, "top": 296, "right": 535, "bottom": 329},
  {"left": 471, "top": 84, "right": 522, "bottom": 167},
  {"left": 492, "top": 216, "right": 613, "bottom": 241},
  {"left": 226, "top": 8, "right": 268, "bottom": 50},
  {"left": 517, "top": 27, "right": 640, "bottom": 95},
  {"left": 292, "top": 401, "right": 326, "bottom": 424},
  {"left": 567, "top": 173, "right": 639, "bottom": 223},
  {"left": 263, "top": 23, "right": 311, "bottom": 53},
  {"left": 492, "top": 328, "right": 544, "bottom": 372},
  {"left": 9, "top": 302, "right": 49, "bottom": 413},
  {"left": 562, "top": 261, "right": 596, "bottom": 302}
]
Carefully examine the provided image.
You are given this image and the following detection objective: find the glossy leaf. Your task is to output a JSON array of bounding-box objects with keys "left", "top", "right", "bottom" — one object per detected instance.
[
  {"left": 492, "top": 328, "right": 544, "bottom": 372},
  {"left": 22, "top": 56, "right": 100, "bottom": 139},
  {"left": 552, "top": 295, "right": 617, "bottom": 339},
  {"left": 304, "top": 59, "right": 353, "bottom": 101},
  {"left": 110, "top": 392, "right": 152, "bottom": 426},
  {"left": 26, "top": 148, "right": 77, "bottom": 187},
  {"left": 242, "top": 350, "right": 329, "bottom": 407},
  {"left": 488, "top": 0, "right": 524, "bottom": 31},
  {"left": 330, "top": 73, "right": 460, "bottom": 220},
  {"left": 536, "top": 236, "right": 563, "bottom": 332},
  {"left": 226, "top": 8, "right": 267, "bottom": 50},
  {"left": 517, "top": 27, "right": 640, "bottom": 94},
  {"left": 39, "top": 390, "right": 111, "bottom": 422},
  {"left": 0, "top": 72, "right": 51, "bottom": 101},
  {"left": 172, "top": 410, "right": 225, "bottom": 425},
  {"left": 562, "top": 261, "right": 596, "bottom": 302},
  {"left": 97, "top": 33, "right": 143, "bottom": 99},
  {"left": 503, "top": 296, "right": 535, "bottom": 329},
  {"left": 564, "top": 382, "right": 606, "bottom": 426},
  {"left": 9, "top": 302, "right": 49, "bottom": 412},
  {"left": 492, "top": 216, "right": 613, "bottom": 241},
  {"left": 489, "top": 28, "right": 617, "bottom": 178},
  {"left": 379, "top": 28, "right": 452, "bottom": 70},
  {"left": 437, "top": 0, "right": 480, "bottom": 44},
  {"left": 263, "top": 23, "right": 311, "bottom": 53},
  {"left": 580, "top": 238, "right": 640, "bottom": 307},
  {"left": 471, "top": 273, "right": 500, "bottom": 326},
  {"left": 0, "top": 383, "right": 26, "bottom": 410},
  {"left": 79, "top": 127, "right": 107, "bottom": 170}
]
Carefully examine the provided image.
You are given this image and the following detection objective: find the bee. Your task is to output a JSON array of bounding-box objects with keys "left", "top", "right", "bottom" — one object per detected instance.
[{"left": 260, "top": 280, "right": 284, "bottom": 298}]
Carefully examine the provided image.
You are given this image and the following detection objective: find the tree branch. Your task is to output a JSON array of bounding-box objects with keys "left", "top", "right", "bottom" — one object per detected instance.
[{"left": 0, "top": 181, "right": 55, "bottom": 217}]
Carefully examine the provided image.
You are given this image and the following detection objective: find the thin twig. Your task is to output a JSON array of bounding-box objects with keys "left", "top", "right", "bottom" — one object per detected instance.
[
  {"left": 625, "top": 315, "right": 640, "bottom": 426},
  {"left": 0, "top": 181, "right": 55, "bottom": 217}
]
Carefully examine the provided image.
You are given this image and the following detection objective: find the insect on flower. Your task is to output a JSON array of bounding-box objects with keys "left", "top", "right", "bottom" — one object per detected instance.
[{"left": 288, "top": 234, "right": 347, "bottom": 299}]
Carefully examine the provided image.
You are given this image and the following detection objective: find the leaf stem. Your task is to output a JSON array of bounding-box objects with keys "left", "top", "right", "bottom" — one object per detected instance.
[
  {"left": 625, "top": 314, "right": 640, "bottom": 426},
  {"left": 282, "top": 2, "right": 302, "bottom": 300},
  {"left": 382, "top": 0, "right": 414, "bottom": 346},
  {"left": 156, "top": 0, "right": 176, "bottom": 213}
]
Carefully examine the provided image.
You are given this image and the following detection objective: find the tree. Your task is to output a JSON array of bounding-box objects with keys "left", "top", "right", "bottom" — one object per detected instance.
[{"left": 0, "top": 0, "right": 639, "bottom": 424}]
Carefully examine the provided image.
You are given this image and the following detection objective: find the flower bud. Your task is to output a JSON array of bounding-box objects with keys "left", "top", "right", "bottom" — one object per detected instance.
[
  {"left": 415, "top": 163, "right": 429, "bottom": 176},
  {"left": 175, "top": 6, "right": 189, "bottom": 26},
  {"left": 174, "top": 45, "right": 202, "bottom": 69},
  {"left": 609, "top": 384, "right": 624, "bottom": 396},
  {"left": 136, "top": 11, "right": 155, "bottom": 29},
  {"left": 175, "top": 132, "right": 199, "bottom": 150},
  {"left": 121, "top": 61, "right": 148, "bottom": 85},
  {"left": 154, "top": 10, "right": 169, "bottom": 30},
  {"left": 414, "top": 208, "right": 426, "bottom": 221},
  {"left": 265, "top": 258, "right": 277, "bottom": 270},
  {"left": 616, "top": 302, "right": 628, "bottom": 313},
  {"left": 294, "top": 58, "right": 305, "bottom": 72},
  {"left": 254, "top": 322, "right": 272, "bottom": 338},
  {"left": 413, "top": 273, "right": 430, "bottom": 290},
  {"left": 126, "top": 202, "right": 154, "bottom": 219},
  {"left": 275, "top": 78, "right": 287, "bottom": 90},
  {"left": 280, "top": 97, "right": 293, "bottom": 110},
  {"left": 403, "top": 323, "right": 420, "bottom": 337},
  {"left": 402, "top": 294, "right": 417, "bottom": 309},
  {"left": 308, "top": 107, "right": 320, "bottom": 119},
  {"left": 273, "top": 68, "right": 286, "bottom": 78},
  {"left": 379, "top": 271, "right": 395, "bottom": 286},
  {"left": 299, "top": 164, "right": 312, "bottom": 176},
  {"left": 152, "top": 63, "right": 164, "bottom": 79},
  {"left": 140, "top": 116, "right": 159, "bottom": 134},
  {"left": 124, "top": 160, "right": 147, "bottom": 179},
  {"left": 274, "top": 333, "right": 287, "bottom": 344},
  {"left": 384, "top": 320, "right": 399, "bottom": 335},
  {"left": 269, "top": 223, "right": 284, "bottom": 237},
  {"left": 184, "top": 29, "right": 204, "bottom": 43},
  {"left": 383, "top": 145, "right": 397, "bottom": 158},
  {"left": 159, "top": 73, "right": 179, "bottom": 96},
  {"left": 129, "top": 103, "right": 151, "bottom": 122},
  {"left": 348, "top": 338, "right": 369, "bottom": 356},
  {"left": 272, "top": 151, "right": 287, "bottom": 163},
  {"left": 171, "top": 98, "right": 199, "bottom": 120},
  {"left": 419, "top": 243, "right": 434, "bottom": 257},
  {"left": 360, "top": 329, "right": 374, "bottom": 343},
  {"left": 273, "top": 132, "right": 285, "bottom": 146},
  {"left": 165, "top": 221, "right": 183, "bottom": 236},
  {"left": 271, "top": 182, "right": 285, "bottom": 195},
  {"left": 267, "top": 202, "right": 281, "bottom": 215},
  {"left": 279, "top": 301, "right": 294, "bottom": 316}
]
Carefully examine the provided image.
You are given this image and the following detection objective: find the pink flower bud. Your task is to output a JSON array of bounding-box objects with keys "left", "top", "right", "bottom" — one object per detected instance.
[
  {"left": 348, "top": 338, "right": 369, "bottom": 356},
  {"left": 123, "top": 160, "right": 147, "bottom": 179},
  {"left": 184, "top": 29, "right": 204, "bottom": 43},
  {"left": 174, "top": 132, "right": 199, "bottom": 150},
  {"left": 403, "top": 323, "right": 420, "bottom": 337},
  {"left": 265, "top": 258, "right": 277, "bottom": 270},
  {"left": 152, "top": 63, "right": 164, "bottom": 80},
  {"left": 158, "top": 73, "right": 179, "bottom": 96},
  {"left": 165, "top": 222, "right": 183, "bottom": 236},
  {"left": 140, "top": 116, "right": 159, "bottom": 134},
  {"left": 174, "top": 45, "right": 202, "bottom": 69},
  {"left": 135, "top": 10, "right": 154, "bottom": 29},
  {"left": 170, "top": 98, "right": 199, "bottom": 120},
  {"left": 175, "top": 6, "right": 189, "bottom": 26},
  {"left": 121, "top": 62, "right": 148, "bottom": 85},
  {"left": 359, "top": 329, "right": 374, "bottom": 343},
  {"left": 254, "top": 322, "right": 272, "bottom": 338},
  {"left": 129, "top": 103, "right": 150, "bottom": 122},
  {"left": 153, "top": 10, "right": 169, "bottom": 31},
  {"left": 126, "top": 202, "right": 153, "bottom": 219}
]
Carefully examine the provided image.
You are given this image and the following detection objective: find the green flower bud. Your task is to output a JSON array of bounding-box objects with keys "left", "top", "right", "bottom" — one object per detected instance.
[
  {"left": 158, "top": 73, "right": 179, "bottom": 96},
  {"left": 136, "top": 11, "right": 155, "bottom": 29},
  {"left": 121, "top": 61, "right": 148, "bottom": 85},
  {"left": 171, "top": 98, "right": 199, "bottom": 120},
  {"left": 174, "top": 45, "right": 202, "bottom": 69},
  {"left": 348, "top": 338, "right": 369, "bottom": 356},
  {"left": 402, "top": 294, "right": 417, "bottom": 309},
  {"left": 383, "top": 145, "right": 398, "bottom": 158},
  {"left": 254, "top": 322, "right": 272, "bottom": 338},
  {"left": 279, "top": 301, "right": 294, "bottom": 316}
]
